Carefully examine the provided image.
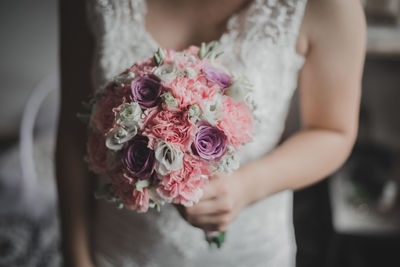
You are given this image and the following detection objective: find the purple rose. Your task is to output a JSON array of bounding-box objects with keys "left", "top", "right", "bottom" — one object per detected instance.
[
  {"left": 191, "top": 122, "right": 227, "bottom": 162},
  {"left": 203, "top": 65, "right": 232, "bottom": 91},
  {"left": 131, "top": 74, "right": 162, "bottom": 109},
  {"left": 123, "top": 135, "right": 156, "bottom": 179}
]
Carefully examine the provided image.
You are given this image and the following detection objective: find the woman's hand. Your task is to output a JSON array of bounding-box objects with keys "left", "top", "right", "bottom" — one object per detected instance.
[{"left": 177, "top": 171, "right": 249, "bottom": 232}]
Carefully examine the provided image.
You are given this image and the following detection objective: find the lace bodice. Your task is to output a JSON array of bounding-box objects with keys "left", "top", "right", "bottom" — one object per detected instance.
[{"left": 87, "top": 1, "right": 307, "bottom": 266}]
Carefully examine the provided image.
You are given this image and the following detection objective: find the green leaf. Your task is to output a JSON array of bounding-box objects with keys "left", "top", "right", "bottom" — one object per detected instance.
[
  {"left": 207, "top": 41, "right": 218, "bottom": 55},
  {"left": 215, "top": 51, "right": 224, "bottom": 58},
  {"left": 155, "top": 203, "right": 161, "bottom": 212},
  {"left": 154, "top": 47, "right": 165, "bottom": 65},
  {"left": 205, "top": 231, "right": 226, "bottom": 249},
  {"left": 198, "top": 42, "right": 207, "bottom": 59}
]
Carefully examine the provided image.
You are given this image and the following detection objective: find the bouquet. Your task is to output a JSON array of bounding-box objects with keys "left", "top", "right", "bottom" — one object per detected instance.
[{"left": 81, "top": 43, "right": 256, "bottom": 247}]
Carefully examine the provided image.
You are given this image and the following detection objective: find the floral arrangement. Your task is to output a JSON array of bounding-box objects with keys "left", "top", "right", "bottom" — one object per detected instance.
[{"left": 82, "top": 43, "right": 255, "bottom": 218}]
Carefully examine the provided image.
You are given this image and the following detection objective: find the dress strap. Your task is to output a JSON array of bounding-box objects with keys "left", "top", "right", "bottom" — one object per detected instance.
[
  {"left": 225, "top": 0, "right": 308, "bottom": 50},
  {"left": 86, "top": 0, "right": 146, "bottom": 39},
  {"left": 85, "top": 0, "right": 150, "bottom": 88}
]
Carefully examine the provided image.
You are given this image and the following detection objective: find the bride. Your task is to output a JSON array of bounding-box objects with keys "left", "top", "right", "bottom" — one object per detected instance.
[{"left": 56, "top": 0, "right": 365, "bottom": 266}]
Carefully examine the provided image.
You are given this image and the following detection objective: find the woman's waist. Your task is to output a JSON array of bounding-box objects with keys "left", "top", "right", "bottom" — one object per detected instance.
[{"left": 92, "top": 189, "right": 293, "bottom": 238}]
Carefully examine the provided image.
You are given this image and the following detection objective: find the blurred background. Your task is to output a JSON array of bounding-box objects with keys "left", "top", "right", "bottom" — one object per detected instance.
[{"left": 0, "top": 0, "right": 399, "bottom": 266}]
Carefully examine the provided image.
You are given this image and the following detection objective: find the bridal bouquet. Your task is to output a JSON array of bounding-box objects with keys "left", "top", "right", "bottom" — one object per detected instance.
[{"left": 81, "top": 43, "right": 255, "bottom": 246}]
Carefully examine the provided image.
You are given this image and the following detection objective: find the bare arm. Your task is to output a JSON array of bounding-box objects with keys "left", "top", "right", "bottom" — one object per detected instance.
[
  {"left": 183, "top": 0, "right": 366, "bottom": 232},
  {"left": 241, "top": 0, "right": 366, "bottom": 197},
  {"left": 56, "top": 0, "right": 95, "bottom": 266}
]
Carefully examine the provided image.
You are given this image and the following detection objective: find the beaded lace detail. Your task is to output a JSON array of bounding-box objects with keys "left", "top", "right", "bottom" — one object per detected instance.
[{"left": 87, "top": 1, "right": 307, "bottom": 266}]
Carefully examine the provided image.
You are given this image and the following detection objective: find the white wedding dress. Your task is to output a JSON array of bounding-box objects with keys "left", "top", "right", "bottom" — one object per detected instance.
[{"left": 86, "top": 0, "right": 308, "bottom": 266}]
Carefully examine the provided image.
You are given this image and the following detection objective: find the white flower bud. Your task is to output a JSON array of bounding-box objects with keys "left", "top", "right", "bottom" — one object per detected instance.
[
  {"left": 135, "top": 179, "right": 151, "bottom": 192},
  {"left": 154, "top": 64, "right": 178, "bottom": 81},
  {"left": 185, "top": 67, "right": 197, "bottom": 78},
  {"left": 216, "top": 153, "right": 240, "bottom": 174},
  {"left": 188, "top": 104, "right": 201, "bottom": 122},
  {"left": 200, "top": 94, "right": 223, "bottom": 125},
  {"left": 161, "top": 92, "right": 179, "bottom": 110},
  {"left": 116, "top": 102, "right": 142, "bottom": 129}
]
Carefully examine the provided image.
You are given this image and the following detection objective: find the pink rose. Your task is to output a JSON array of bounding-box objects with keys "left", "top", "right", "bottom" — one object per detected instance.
[
  {"left": 157, "top": 154, "right": 211, "bottom": 206},
  {"left": 87, "top": 133, "right": 108, "bottom": 174},
  {"left": 164, "top": 77, "right": 219, "bottom": 108},
  {"left": 218, "top": 96, "right": 253, "bottom": 148},
  {"left": 142, "top": 109, "right": 196, "bottom": 151}
]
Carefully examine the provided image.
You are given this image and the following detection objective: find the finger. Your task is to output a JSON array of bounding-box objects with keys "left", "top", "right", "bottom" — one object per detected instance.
[
  {"left": 188, "top": 213, "right": 230, "bottom": 231},
  {"left": 189, "top": 198, "right": 231, "bottom": 215},
  {"left": 191, "top": 222, "right": 226, "bottom": 232},
  {"left": 189, "top": 200, "right": 219, "bottom": 215}
]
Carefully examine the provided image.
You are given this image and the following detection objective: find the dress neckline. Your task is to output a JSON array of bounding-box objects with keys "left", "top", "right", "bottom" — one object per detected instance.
[
  {"left": 140, "top": 0, "right": 306, "bottom": 62},
  {"left": 140, "top": 0, "right": 256, "bottom": 51}
]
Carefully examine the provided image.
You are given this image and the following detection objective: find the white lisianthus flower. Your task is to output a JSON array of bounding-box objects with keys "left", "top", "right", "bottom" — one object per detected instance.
[
  {"left": 200, "top": 94, "right": 223, "bottom": 125},
  {"left": 216, "top": 153, "right": 240, "bottom": 174},
  {"left": 105, "top": 127, "right": 138, "bottom": 151},
  {"left": 161, "top": 92, "right": 179, "bottom": 110},
  {"left": 154, "top": 63, "right": 178, "bottom": 81},
  {"left": 116, "top": 102, "right": 142, "bottom": 129},
  {"left": 113, "top": 71, "right": 136, "bottom": 86},
  {"left": 154, "top": 140, "right": 184, "bottom": 175}
]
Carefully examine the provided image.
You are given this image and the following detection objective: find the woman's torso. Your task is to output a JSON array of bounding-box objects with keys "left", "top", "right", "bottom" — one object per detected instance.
[{"left": 87, "top": 0, "right": 307, "bottom": 266}]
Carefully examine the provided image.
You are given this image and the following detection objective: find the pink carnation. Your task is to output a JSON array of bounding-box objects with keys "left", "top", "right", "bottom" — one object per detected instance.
[
  {"left": 185, "top": 46, "right": 200, "bottom": 57},
  {"left": 109, "top": 170, "right": 150, "bottom": 212},
  {"left": 86, "top": 133, "right": 108, "bottom": 174},
  {"left": 165, "top": 76, "right": 219, "bottom": 108},
  {"left": 132, "top": 188, "right": 150, "bottom": 212},
  {"left": 163, "top": 47, "right": 207, "bottom": 71},
  {"left": 158, "top": 48, "right": 215, "bottom": 88},
  {"left": 142, "top": 109, "right": 196, "bottom": 151},
  {"left": 163, "top": 49, "right": 181, "bottom": 66},
  {"left": 128, "top": 57, "right": 156, "bottom": 77},
  {"left": 218, "top": 96, "right": 253, "bottom": 148},
  {"left": 157, "top": 154, "right": 211, "bottom": 206}
]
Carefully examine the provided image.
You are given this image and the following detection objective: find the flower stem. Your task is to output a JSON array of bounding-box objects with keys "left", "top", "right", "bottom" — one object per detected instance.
[{"left": 205, "top": 231, "right": 226, "bottom": 249}]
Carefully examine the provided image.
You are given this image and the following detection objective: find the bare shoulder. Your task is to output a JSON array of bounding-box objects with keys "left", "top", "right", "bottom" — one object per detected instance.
[{"left": 297, "top": 0, "right": 366, "bottom": 57}]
